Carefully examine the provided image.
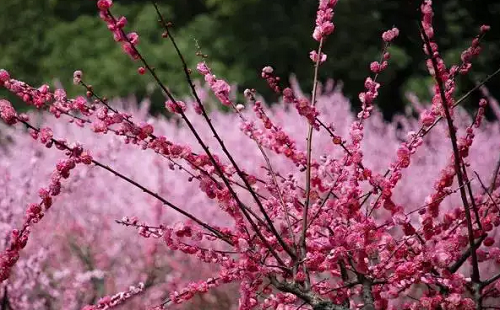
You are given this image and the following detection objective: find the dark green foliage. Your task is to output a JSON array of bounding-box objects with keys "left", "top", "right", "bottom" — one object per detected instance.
[{"left": 1, "top": 0, "right": 498, "bottom": 117}]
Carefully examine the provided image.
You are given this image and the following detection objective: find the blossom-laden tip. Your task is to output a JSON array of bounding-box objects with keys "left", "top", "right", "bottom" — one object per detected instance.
[
  {"left": 0, "top": 99, "right": 18, "bottom": 125},
  {"left": 0, "top": 69, "right": 10, "bottom": 83},
  {"left": 480, "top": 24, "right": 491, "bottom": 33},
  {"left": 261, "top": 66, "right": 274, "bottom": 75},
  {"left": 165, "top": 100, "right": 187, "bottom": 114},
  {"left": 73, "top": 70, "right": 83, "bottom": 85},
  {"left": 382, "top": 27, "right": 399, "bottom": 42},
  {"left": 196, "top": 62, "right": 210, "bottom": 75},
  {"left": 97, "top": 0, "right": 113, "bottom": 11}
]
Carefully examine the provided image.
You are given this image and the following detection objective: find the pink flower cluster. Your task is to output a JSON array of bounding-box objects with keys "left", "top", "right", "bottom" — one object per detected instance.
[
  {"left": 312, "top": 0, "right": 339, "bottom": 41},
  {"left": 82, "top": 282, "right": 144, "bottom": 310},
  {"left": 282, "top": 87, "right": 319, "bottom": 128},
  {"left": 0, "top": 107, "right": 93, "bottom": 284},
  {"left": 261, "top": 66, "right": 281, "bottom": 94},
  {"left": 0, "top": 99, "right": 17, "bottom": 125},
  {"left": 0, "top": 1, "right": 499, "bottom": 310},
  {"left": 98, "top": 0, "right": 139, "bottom": 60},
  {"left": 419, "top": 0, "right": 487, "bottom": 128},
  {"left": 309, "top": 50, "right": 327, "bottom": 64},
  {"left": 240, "top": 89, "right": 307, "bottom": 166},
  {"left": 382, "top": 28, "right": 399, "bottom": 42},
  {"left": 356, "top": 27, "right": 398, "bottom": 121},
  {"left": 197, "top": 62, "right": 233, "bottom": 106},
  {"left": 1, "top": 78, "right": 499, "bottom": 309}
]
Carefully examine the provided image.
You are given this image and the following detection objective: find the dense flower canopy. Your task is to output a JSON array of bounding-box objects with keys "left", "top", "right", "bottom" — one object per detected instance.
[{"left": 0, "top": 0, "right": 500, "bottom": 309}]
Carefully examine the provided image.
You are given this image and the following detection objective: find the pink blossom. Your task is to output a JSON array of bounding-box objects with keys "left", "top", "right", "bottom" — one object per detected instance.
[
  {"left": 0, "top": 69, "right": 10, "bottom": 83},
  {"left": 0, "top": 99, "right": 18, "bottom": 125},
  {"left": 382, "top": 27, "right": 400, "bottom": 42},
  {"left": 73, "top": 70, "right": 83, "bottom": 85},
  {"left": 309, "top": 50, "right": 327, "bottom": 64},
  {"left": 165, "top": 100, "right": 187, "bottom": 114},
  {"left": 196, "top": 62, "right": 210, "bottom": 75},
  {"left": 480, "top": 24, "right": 491, "bottom": 33},
  {"left": 0, "top": 1, "right": 499, "bottom": 309},
  {"left": 312, "top": 0, "right": 338, "bottom": 41},
  {"left": 97, "top": 0, "right": 113, "bottom": 11}
]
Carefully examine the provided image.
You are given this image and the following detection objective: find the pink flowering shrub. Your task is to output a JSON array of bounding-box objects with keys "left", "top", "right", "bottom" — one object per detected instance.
[
  {"left": 1, "top": 0, "right": 500, "bottom": 309},
  {"left": 1, "top": 82, "right": 500, "bottom": 309},
  {"left": 0, "top": 97, "right": 240, "bottom": 309}
]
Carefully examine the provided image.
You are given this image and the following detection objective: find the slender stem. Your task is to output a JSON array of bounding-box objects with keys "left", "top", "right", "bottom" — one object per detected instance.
[
  {"left": 474, "top": 171, "right": 500, "bottom": 215},
  {"left": 150, "top": 4, "right": 296, "bottom": 260},
  {"left": 461, "top": 164, "right": 482, "bottom": 230},
  {"left": 82, "top": 81, "right": 270, "bottom": 208},
  {"left": 300, "top": 37, "right": 324, "bottom": 290},
  {"left": 81, "top": 82, "right": 273, "bottom": 242},
  {"left": 106, "top": 9, "right": 289, "bottom": 265},
  {"left": 356, "top": 65, "right": 500, "bottom": 211},
  {"left": 420, "top": 25, "right": 480, "bottom": 283},
  {"left": 488, "top": 152, "right": 500, "bottom": 193},
  {"left": 306, "top": 160, "right": 345, "bottom": 230},
  {"left": 481, "top": 272, "right": 500, "bottom": 288},
  {"left": 19, "top": 119, "right": 232, "bottom": 245},
  {"left": 315, "top": 117, "right": 384, "bottom": 205},
  {"left": 93, "top": 160, "right": 229, "bottom": 241},
  {"left": 235, "top": 95, "right": 297, "bottom": 254}
]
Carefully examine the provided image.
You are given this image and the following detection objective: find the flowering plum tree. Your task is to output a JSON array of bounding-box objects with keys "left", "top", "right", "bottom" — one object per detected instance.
[{"left": 1, "top": 0, "right": 500, "bottom": 309}]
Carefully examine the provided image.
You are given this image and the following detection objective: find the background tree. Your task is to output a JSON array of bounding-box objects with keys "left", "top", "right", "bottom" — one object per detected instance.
[
  {"left": 1, "top": 0, "right": 500, "bottom": 309},
  {"left": 2, "top": 0, "right": 499, "bottom": 117}
]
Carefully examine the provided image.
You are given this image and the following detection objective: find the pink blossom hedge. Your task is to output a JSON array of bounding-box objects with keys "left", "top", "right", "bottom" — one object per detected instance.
[{"left": 0, "top": 0, "right": 500, "bottom": 309}]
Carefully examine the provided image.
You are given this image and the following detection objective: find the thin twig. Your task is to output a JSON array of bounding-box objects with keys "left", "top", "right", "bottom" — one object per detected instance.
[
  {"left": 150, "top": 3, "right": 296, "bottom": 261},
  {"left": 105, "top": 8, "right": 289, "bottom": 266},
  {"left": 300, "top": 37, "right": 324, "bottom": 291},
  {"left": 19, "top": 119, "right": 232, "bottom": 245},
  {"left": 420, "top": 24, "right": 480, "bottom": 284}
]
